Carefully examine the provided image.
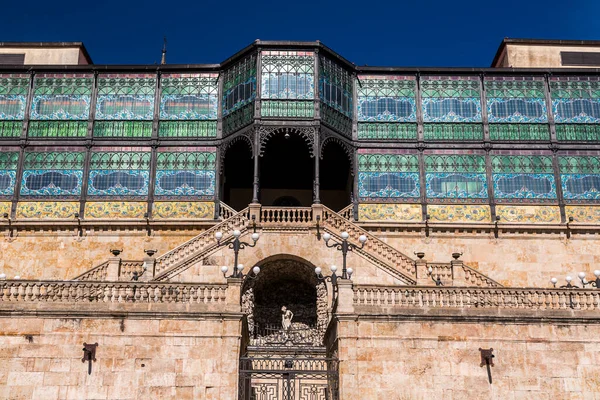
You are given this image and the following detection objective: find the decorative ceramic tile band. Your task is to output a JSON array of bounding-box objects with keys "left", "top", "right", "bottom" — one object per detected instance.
[
  {"left": 84, "top": 202, "right": 146, "bottom": 219},
  {"left": 427, "top": 204, "right": 491, "bottom": 223},
  {"left": 565, "top": 206, "right": 600, "bottom": 223},
  {"left": 496, "top": 205, "right": 561, "bottom": 224},
  {"left": 152, "top": 201, "right": 215, "bottom": 219},
  {"left": 16, "top": 201, "right": 79, "bottom": 219},
  {"left": 358, "top": 203, "right": 422, "bottom": 222},
  {"left": 0, "top": 202, "right": 11, "bottom": 216}
]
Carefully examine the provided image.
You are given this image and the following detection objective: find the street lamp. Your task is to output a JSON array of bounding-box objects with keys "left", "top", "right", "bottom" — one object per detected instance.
[
  {"left": 220, "top": 264, "right": 260, "bottom": 279},
  {"left": 314, "top": 265, "right": 354, "bottom": 291},
  {"left": 550, "top": 271, "right": 600, "bottom": 289},
  {"left": 321, "top": 231, "right": 366, "bottom": 279},
  {"left": 215, "top": 229, "right": 260, "bottom": 278}
]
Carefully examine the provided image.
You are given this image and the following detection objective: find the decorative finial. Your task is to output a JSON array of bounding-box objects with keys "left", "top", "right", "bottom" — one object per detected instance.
[{"left": 161, "top": 36, "right": 167, "bottom": 65}]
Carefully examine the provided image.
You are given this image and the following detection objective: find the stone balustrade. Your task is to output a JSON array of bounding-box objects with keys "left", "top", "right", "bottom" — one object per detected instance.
[
  {"left": 153, "top": 207, "right": 250, "bottom": 278},
  {"left": 260, "top": 207, "right": 313, "bottom": 227},
  {"left": 0, "top": 280, "right": 228, "bottom": 305},
  {"left": 352, "top": 285, "right": 600, "bottom": 311},
  {"left": 73, "top": 261, "right": 109, "bottom": 281}
]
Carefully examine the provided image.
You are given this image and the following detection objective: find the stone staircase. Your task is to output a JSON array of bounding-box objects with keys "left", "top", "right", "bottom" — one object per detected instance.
[{"left": 73, "top": 203, "right": 500, "bottom": 287}]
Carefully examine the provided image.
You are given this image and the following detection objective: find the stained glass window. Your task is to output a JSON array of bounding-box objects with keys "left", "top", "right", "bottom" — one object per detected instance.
[
  {"left": 261, "top": 51, "right": 314, "bottom": 118},
  {"left": 425, "top": 154, "right": 487, "bottom": 199},
  {"left": 94, "top": 74, "right": 156, "bottom": 138},
  {"left": 20, "top": 150, "right": 85, "bottom": 198},
  {"left": 421, "top": 76, "right": 483, "bottom": 141},
  {"left": 28, "top": 74, "right": 92, "bottom": 138},
  {"left": 491, "top": 154, "right": 556, "bottom": 200},
  {"left": 0, "top": 150, "right": 19, "bottom": 197},
  {"left": 155, "top": 148, "right": 216, "bottom": 199},
  {"left": 319, "top": 56, "right": 352, "bottom": 117},
  {"left": 159, "top": 73, "right": 218, "bottom": 138},
  {"left": 559, "top": 154, "right": 600, "bottom": 202},
  {"left": 357, "top": 152, "right": 420, "bottom": 199},
  {"left": 222, "top": 54, "right": 256, "bottom": 117},
  {"left": 88, "top": 149, "right": 151, "bottom": 198},
  {"left": 485, "top": 77, "right": 550, "bottom": 141},
  {"left": 0, "top": 74, "right": 29, "bottom": 138},
  {"left": 550, "top": 77, "right": 600, "bottom": 141}
]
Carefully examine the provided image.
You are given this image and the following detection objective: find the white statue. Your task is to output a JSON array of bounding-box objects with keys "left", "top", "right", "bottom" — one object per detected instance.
[{"left": 281, "top": 306, "right": 293, "bottom": 331}]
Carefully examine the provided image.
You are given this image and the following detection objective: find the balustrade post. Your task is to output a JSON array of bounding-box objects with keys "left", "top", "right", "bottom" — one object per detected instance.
[
  {"left": 226, "top": 278, "right": 242, "bottom": 311},
  {"left": 415, "top": 257, "right": 429, "bottom": 286},
  {"left": 336, "top": 279, "right": 355, "bottom": 314},
  {"left": 248, "top": 203, "right": 261, "bottom": 225},
  {"left": 106, "top": 257, "right": 121, "bottom": 281},
  {"left": 142, "top": 257, "right": 155, "bottom": 281},
  {"left": 450, "top": 259, "right": 463, "bottom": 286}
]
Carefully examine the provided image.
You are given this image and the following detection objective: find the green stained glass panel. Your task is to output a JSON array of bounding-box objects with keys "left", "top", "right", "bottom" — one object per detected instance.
[
  {"left": 93, "top": 121, "right": 153, "bottom": 138},
  {"left": 0, "top": 152, "right": 19, "bottom": 169},
  {"left": 90, "top": 152, "right": 151, "bottom": 170},
  {"left": 425, "top": 155, "right": 486, "bottom": 173},
  {"left": 0, "top": 121, "right": 22, "bottom": 138},
  {"left": 358, "top": 153, "right": 419, "bottom": 172},
  {"left": 23, "top": 151, "right": 85, "bottom": 170},
  {"left": 489, "top": 124, "right": 550, "bottom": 141},
  {"left": 357, "top": 123, "right": 417, "bottom": 140},
  {"left": 158, "top": 121, "right": 217, "bottom": 138},
  {"left": 157, "top": 151, "right": 216, "bottom": 170},
  {"left": 423, "top": 124, "right": 483, "bottom": 140},
  {"left": 28, "top": 121, "right": 88, "bottom": 138},
  {"left": 491, "top": 155, "right": 554, "bottom": 174},
  {"left": 556, "top": 124, "right": 600, "bottom": 141},
  {"left": 261, "top": 100, "right": 314, "bottom": 118}
]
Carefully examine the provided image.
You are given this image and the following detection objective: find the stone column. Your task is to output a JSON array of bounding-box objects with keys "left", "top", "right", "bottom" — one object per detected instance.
[{"left": 336, "top": 279, "right": 354, "bottom": 314}]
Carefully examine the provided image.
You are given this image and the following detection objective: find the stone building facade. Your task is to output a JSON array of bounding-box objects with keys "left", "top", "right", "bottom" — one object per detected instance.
[{"left": 0, "top": 39, "right": 599, "bottom": 399}]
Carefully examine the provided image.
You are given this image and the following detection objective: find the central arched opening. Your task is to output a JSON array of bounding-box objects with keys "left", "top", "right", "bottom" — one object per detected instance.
[
  {"left": 260, "top": 132, "right": 313, "bottom": 206},
  {"left": 222, "top": 139, "right": 253, "bottom": 211},
  {"left": 321, "top": 140, "right": 352, "bottom": 211},
  {"left": 241, "top": 256, "right": 328, "bottom": 345}
]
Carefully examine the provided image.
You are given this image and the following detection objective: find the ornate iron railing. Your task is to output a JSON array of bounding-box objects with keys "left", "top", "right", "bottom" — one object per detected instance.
[
  {"left": 0, "top": 281, "right": 228, "bottom": 304},
  {"left": 353, "top": 285, "right": 600, "bottom": 311}
]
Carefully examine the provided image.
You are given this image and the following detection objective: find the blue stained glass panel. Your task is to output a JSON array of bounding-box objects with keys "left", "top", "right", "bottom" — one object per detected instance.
[
  {"left": 422, "top": 98, "right": 481, "bottom": 122},
  {"left": 20, "top": 170, "right": 82, "bottom": 196},
  {"left": 87, "top": 170, "right": 149, "bottom": 196},
  {"left": 426, "top": 173, "right": 487, "bottom": 199},
  {"left": 357, "top": 97, "right": 416, "bottom": 122},
  {"left": 0, "top": 170, "right": 16, "bottom": 195},
  {"left": 493, "top": 173, "right": 556, "bottom": 199},
  {"left": 487, "top": 99, "right": 548, "bottom": 123},
  {"left": 358, "top": 172, "right": 420, "bottom": 198},
  {"left": 553, "top": 99, "right": 600, "bottom": 123},
  {"left": 154, "top": 170, "right": 215, "bottom": 196},
  {"left": 561, "top": 174, "right": 600, "bottom": 200}
]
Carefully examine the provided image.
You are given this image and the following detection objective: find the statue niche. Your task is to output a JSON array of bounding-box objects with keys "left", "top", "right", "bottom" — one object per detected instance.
[{"left": 241, "top": 258, "right": 329, "bottom": 346}]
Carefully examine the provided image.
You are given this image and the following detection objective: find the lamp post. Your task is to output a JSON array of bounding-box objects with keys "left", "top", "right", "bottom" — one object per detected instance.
[
  {"left": 314, "top": 265, "right": 353, "bottom": 291},
  {"left": 215, "top": 229, "right": 260, "bottom": 278},
  {"left": 321, "top": 231, "right": 366, "bottom": 279},
  {"left": 551, "top": 271, "right": 600, "bottom": 289}
]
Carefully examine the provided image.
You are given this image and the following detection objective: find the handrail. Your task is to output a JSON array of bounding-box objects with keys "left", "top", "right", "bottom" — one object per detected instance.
[
  {"left": 458, "top": 263, "right": 502, "bottom": 287},
  {"left": 338, "top": 204, "right": 353, "bottom": 221},
  {"left": 73, "top": 261, "right": 110, "bottom": 281},
  {"left": 152, "top": 207, "right": 250, "bottom": 281},
  {"left": 320, "top": 205, "right": 416, "bottom": 283},
  {"left": 219, "top": 201, "right": 237, "bottom": 220},
  {"left": 353, "top": 285, "right": 600, "bottom": 311},
  {"left": 155, "top": 207, "right": 248, "bottom": 279},
  {"left": 0, "top": 280, "right": 228, "bottom": 304}
]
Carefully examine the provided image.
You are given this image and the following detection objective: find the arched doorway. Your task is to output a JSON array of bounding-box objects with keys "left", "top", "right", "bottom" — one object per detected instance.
[
  {"left": 222, "top": 139, "right": 253, "bottom": 211},
  {"left": 320, "top": 140, "right": 352, "bottom": 211},
  {"left": 239, "top": 255, "right": 339, "bottom": 400},
  {"left": 241, "top": 256, "right": 328, "bottom": 345},
  {"left": 260, "top": 131, "right": 313, "bottom": 206}
]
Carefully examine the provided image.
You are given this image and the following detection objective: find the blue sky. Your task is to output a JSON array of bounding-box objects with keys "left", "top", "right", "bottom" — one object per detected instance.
[{"left": 1, "top": 0, "right": 598, "bottom": 66}]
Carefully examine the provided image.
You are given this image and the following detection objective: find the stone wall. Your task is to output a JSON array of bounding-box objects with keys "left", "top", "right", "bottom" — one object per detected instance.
[
  {"left": 335, "top": 316, "right": 600, "bottom": 399},
  {"left": 0, "top": 315, "right": 242, "bottom": 400}
]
